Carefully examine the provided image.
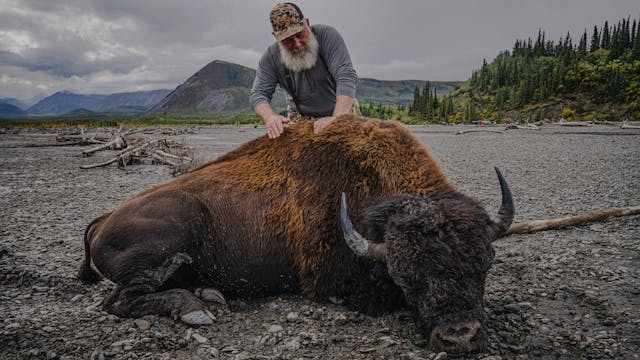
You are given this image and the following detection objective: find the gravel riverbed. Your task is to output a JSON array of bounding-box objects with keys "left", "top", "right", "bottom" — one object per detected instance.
[{"left": 1, "top": 123, "right": 639, "bottom": 359}]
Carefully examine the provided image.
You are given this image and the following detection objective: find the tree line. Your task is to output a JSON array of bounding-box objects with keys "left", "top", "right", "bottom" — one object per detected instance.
[
  {"left": 466, "top": 15, "right": 640, "bottom": 121},
  {"left": 398, "top": 15, "right": 640, "bottom": 124}
]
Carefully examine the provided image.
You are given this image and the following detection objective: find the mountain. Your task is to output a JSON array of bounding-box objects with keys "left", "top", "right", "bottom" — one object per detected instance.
[
  {"left": 147, "top": 60, "right": 265, "bottom": 115},
  {"left": 0, "top": 97, "right": 26, "bottom": 109},
  {"left": 0, "top": 102, "right": 27, "bottom": 117},
  {"left": 97, "top": 90, "right": 172, "bottom": 111},
  {"left": 27, "top": 89, "right": 171, "bottom": 115},
  {"left": 148, "top": 60, "right": 460, "bottom": 115},
  {"left": 27, "top": 91, "right": 105, "bottom": 115}
]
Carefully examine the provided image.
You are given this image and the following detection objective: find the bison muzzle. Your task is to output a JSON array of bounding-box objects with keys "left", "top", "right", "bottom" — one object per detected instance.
[{"left": 78, "top": 115, "right": 514, "bottom": 354}]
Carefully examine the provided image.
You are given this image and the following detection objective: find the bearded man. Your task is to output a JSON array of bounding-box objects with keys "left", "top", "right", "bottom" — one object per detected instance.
[{"left": 250, "top": 3, "right": 359, "bottom": 139}]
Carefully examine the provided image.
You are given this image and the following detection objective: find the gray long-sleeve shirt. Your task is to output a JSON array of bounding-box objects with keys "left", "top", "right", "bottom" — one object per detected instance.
[{"left": 249, "top": 24, "right": 357, "bottom": 117}]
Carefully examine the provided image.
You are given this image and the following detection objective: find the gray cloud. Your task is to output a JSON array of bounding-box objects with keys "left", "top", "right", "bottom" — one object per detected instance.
[{"left": 0, "top": 0, "right": 638, "bottom": 102}]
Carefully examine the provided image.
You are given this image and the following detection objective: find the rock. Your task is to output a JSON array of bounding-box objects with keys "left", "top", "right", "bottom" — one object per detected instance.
[
  {"left": 334, "top": 313, "right": 348, "bottom": 325},
  {"left": 111, "top": 339, "right": 136, "bottom": 348},
  {"left": 285, "top": 337, "right": 301, "bottom": 350},
  {"left": 400, "top": 352, "right": 426, "bottom": 360},
  {"left": 181, "top": 310, "right": 214, "bottom": 325},
  {"left": 433, "top": 352, "right": 447, "bottom": 360},
  {"left": 286, "top": 311, "right": 299, "bottom": 322},
  {"left": 134, "top": 319, "right": 151, "bottom": 330},
  {"left": 192, "top": 333, "right": 208, "bottom": 344},
  {"left": 268, "top": 324, "right": 283, "bottom": 333},
  {"left": 5, "top": 323, "right": 21, "bottom": 330}
]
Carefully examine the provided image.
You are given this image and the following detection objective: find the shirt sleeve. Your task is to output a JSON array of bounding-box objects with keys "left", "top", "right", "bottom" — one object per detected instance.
[
  {"left": 249, "top": 47, "right": 279, "bottom": 111},
  {"left": 318, "top": 25, "right": 357, "bottom": 98}
]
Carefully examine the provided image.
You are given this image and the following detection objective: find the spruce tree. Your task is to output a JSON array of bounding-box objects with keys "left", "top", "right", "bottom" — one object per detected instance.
[
  {"left": 411, "top": 86, "right": 420, "bottom": 114},
  {"left": 608, "top": 25, "right": 624, "bottom": 60},
  {"left": 590, "top": 25, "right": 600, "bottom": 52},
  {"left": 631, "top": 22, "right": 640, "bottom": 60},
  {"left": 578, "top": 30, "right": 588, "bottom": 57},
  {"left": 602, "top": 21, "right": 610, "bottom": 48}
]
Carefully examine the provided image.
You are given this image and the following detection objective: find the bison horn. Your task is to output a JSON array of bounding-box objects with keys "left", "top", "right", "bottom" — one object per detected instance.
[
  {"left": 340, "top": 193, "right": 387, "bottom": 261},
  {"left": 490, "top": 167, "right": 515, "bottom": 241}
]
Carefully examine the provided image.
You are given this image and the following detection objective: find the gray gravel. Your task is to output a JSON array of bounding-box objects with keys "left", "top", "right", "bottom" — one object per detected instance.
[{"left": 1, "top": 123, "right": 639, "bottom": 359}]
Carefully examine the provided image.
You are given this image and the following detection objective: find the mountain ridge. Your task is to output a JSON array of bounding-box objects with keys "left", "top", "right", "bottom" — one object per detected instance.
[
  {"left": 25, "top": 89, "right": 172, "bottom": 116},
  {"left": 11, "top": 60, "right": 460, "bottom": 117},
  {"left": 146, "top": 60, "right": 460, "bottom": 116}
]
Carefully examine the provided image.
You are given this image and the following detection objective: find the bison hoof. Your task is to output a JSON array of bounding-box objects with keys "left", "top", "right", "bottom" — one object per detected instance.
[
  {"left": 181, "top": 310, "right": 215, "bottom": 325},
  {"left": 194, "top": 288, "right": 227, "bottom": 305}
]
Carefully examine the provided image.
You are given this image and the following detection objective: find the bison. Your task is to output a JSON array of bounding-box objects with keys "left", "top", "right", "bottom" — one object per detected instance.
[{"left": 78, "top": 115, "right": 514, "bottom": 354}]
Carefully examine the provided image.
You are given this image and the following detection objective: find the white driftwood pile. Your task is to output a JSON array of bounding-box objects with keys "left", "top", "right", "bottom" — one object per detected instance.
[{"left": 58, "top": 126, "right": 196, "bottom": 175}]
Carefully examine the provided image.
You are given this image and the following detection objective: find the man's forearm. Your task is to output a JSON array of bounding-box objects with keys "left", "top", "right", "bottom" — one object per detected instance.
[
  {"left": 333, "top": 95, "right": 355, "bottom": 117},
  {"left": 255, "top": 102, "right": 278, "bottom": 123}
]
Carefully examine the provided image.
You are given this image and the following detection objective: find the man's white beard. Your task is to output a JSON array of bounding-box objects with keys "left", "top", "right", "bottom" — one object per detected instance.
[{"left": 278, "top": 31, "right": 319, "bottom": 72}]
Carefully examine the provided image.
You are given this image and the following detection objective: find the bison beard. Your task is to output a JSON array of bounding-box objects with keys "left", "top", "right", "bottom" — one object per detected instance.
[{"left": 78, "top": 115, "right": 514, "bottom": 354}]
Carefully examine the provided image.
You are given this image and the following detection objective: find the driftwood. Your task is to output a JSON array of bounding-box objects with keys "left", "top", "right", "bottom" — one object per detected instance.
[
  {"left": 620, "top": 123, "right": 640, "bottom": 129},
  {"left": 57, "top": 127, "right": 109, "bottom": 145},
  {"left": 505, "top": 124, "right": 541, "bottom": 130},
  {"left": 505, "top": 205, "right": 640, "bottom": 235},
  {"left": 555, "top": 121, "right": 593, "bottom": 127},
  {"left": 455, "top": 125, "right": 504, "bottom": 135},
  {"left": 79, "top": 127, "right": 196, "bottom": 174}
]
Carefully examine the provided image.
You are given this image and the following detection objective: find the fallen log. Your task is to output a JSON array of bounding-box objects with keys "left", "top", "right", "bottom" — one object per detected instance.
[
  {"left": 556, "top": 121, "right": 593, "bottom": 127},
  {"left": 79, "top": 156, "right": 120, "bottom": 169},
  {"left": 455, "top": 128, "right": 504, "bottom": 135},
  {"left": 505, "top": 124, "right": 541, "bottom": 130},
  {"left": 505, "top": 205, "right": 640, "bottom": 235},
  {"left": 620, "top": 123, "right": 640, "bottom": 129}
]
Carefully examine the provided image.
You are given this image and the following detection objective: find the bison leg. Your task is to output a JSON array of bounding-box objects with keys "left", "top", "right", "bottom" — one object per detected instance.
[{"left": 102, "top": 253, "right": 216, "bottom": 325}]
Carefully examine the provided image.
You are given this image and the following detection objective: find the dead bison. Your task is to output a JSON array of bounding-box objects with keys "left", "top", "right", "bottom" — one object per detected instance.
[{"left": 78, "top": 115, "right": 514, "bottom": 354}]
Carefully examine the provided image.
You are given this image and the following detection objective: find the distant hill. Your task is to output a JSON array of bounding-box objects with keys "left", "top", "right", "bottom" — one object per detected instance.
[
  {"left": 97, "top": 90, "right": 172, "bottom": 112},
  {"left": 0, "top": 103, "right": 27, "bottom": 117},
  {"left": 0, "top": 98, "right": 26, "bottom": 110},
  {"left": 357, "top": 78, "right": 459, "bottom": 106},
  {"left": 27, "top": 89, "right": 171, "bottom": 115},
  {"left": 148, "top": 60, "right": 459, "bottom": 115},
  {"left": 28, "top": 91, "right": 104, "bottom": 115}
]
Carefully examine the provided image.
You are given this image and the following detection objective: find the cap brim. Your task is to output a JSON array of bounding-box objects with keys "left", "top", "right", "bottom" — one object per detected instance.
[{"left": 273, "top": 23, "right": 305, "bottom": 42}]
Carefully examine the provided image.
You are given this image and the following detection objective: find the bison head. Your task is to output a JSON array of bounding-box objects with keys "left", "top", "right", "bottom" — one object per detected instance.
[{"left": 340, "top": 168, "right": 514, "bottom": 354}]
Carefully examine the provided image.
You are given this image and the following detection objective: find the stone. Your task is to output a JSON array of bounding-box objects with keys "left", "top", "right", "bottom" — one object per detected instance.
[
  {"left": 134, "top": 319, "right": 151, "bottom": 330},
  {"left": 268, "top": 324, "right": 284, "bottom": 333},
  {"left": 192, "top": 333, "right": 208, "bottom": 344},
  {"left": 181, "top": 310, "right": 214, "bottom": 325}
]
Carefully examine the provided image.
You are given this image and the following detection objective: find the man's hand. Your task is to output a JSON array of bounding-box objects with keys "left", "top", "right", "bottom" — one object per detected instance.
[
  {"left": 265, "top": 113, "right": 289, "bottom": 139},
  {"left": 314, "top": 116, "right": 336, "bottom": 134}
]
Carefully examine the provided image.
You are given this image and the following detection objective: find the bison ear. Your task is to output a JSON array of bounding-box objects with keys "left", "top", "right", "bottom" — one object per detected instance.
[{"left": 340, "top": 193, "right": 387, "bottom": 261}]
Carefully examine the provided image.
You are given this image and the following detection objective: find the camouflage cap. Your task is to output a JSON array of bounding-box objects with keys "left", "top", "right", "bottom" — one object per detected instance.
[{"left": 269, "top": 3, "right": 305, "bottom": 42}]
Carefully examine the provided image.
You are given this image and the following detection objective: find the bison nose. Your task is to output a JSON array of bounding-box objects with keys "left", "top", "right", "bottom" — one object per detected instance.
[{"left": 429, "top": 320, "right": 486, "bottom": 354}]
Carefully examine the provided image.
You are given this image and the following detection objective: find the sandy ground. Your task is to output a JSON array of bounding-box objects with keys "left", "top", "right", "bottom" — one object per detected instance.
[{"left": 1, "top": 122, "right": 639, "bottom": 360}]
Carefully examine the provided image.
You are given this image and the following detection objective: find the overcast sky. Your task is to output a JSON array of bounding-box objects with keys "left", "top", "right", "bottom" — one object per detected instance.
[{"left": 1, "top": 0, "right": 638, "bottom": 103}]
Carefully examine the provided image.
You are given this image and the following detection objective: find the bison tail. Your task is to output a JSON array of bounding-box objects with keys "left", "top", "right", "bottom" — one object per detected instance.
[{"left": 77, "top": 214, "right": 108, "bottom": 284}]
